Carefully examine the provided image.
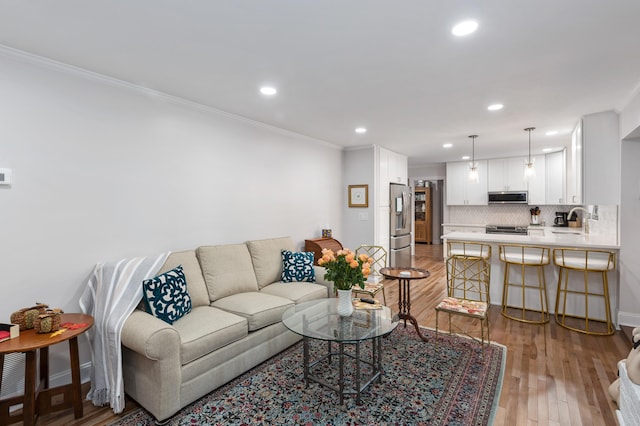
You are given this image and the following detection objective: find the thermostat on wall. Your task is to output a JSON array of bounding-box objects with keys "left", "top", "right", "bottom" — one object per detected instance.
[{"left": 0, "top": 168, "right": 12, "bottom": 185}]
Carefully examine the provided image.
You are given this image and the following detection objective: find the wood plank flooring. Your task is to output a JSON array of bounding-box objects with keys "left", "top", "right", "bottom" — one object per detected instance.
[{"left": 34, "top": 243, "right": 629, "bottom": 425}]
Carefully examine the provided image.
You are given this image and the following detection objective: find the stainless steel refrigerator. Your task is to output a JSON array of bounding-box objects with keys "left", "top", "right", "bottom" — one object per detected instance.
[{"left": 389, "top": 183, "right": 412, "bottom": 267}]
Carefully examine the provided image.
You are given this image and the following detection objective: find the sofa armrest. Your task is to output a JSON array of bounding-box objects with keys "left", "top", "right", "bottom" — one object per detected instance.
[
  {"left": 121, "top": 310, "right": 180, "bottom": 360},
  {"left": 313, "top": 266, "right": 335, "bottom": 297}
]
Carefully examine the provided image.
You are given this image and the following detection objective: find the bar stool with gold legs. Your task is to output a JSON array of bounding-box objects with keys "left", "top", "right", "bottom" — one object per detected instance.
[
  {"left": 353, "top": 245, "right": 388, "bottom": 305},
  {"left": 553, "top": 248, "right": 616, "bottom": 335},
  {"left": 499, "top": 244, "right": 550, "bottom": 324},
  {"left": 436, "top": 241, "right": 492, "bottom": 349}
]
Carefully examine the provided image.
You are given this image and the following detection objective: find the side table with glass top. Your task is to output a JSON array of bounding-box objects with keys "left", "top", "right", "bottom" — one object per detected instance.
[
  {"left": 282, "top": 298, "right": 397, "bottom": 404},
  {"left": 380, "top": 267, "right": 431, "bottom": 342}
]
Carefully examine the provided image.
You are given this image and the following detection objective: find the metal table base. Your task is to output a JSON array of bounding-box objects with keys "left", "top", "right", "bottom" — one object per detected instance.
[{"left": 302, "top": 335, "right": 384, "bottom": 404}]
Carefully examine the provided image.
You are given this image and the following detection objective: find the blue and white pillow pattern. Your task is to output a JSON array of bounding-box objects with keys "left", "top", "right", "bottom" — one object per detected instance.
[
  {"left": 142, "top": 265, "right": 192, "bottom": 324},
  {"left": 281, "top": 250, "right": 315, "bottom": 283}
]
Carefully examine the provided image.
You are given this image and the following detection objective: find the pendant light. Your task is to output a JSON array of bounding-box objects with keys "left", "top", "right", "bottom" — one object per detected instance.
[
  {"left": 468, "top": 134, "right": 479, "bottom": 183},
  {"left": 524, "top": 127, "right": 536, "bottom": 179}
]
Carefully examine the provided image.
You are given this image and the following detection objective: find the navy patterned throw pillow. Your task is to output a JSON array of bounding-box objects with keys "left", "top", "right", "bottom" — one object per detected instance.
[
  {"left": 281, "top": 250, "right": 315, "bottom": 283},
  {"left": 142, "top": 265, "right": 192, "bottom": 324}
]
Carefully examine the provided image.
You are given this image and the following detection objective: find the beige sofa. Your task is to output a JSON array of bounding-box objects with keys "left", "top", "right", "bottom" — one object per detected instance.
[{"left": 120, "top": 237, "right": 332, "bottom": 422}]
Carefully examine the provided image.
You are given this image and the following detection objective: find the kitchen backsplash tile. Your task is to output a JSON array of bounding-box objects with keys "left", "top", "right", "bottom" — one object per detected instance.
[
  {"left": 446, "top": 204, "right": 619, "bottom": 237},
  {"left": 447, "top": 204, "right": 566, "bottom": 226}
]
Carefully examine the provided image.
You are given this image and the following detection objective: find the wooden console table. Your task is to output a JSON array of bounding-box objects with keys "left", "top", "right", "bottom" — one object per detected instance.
[
  {"left": 0, "top": 313, "right": 93, "bottom": 426},
  {"left": 305, "top": 237, "right": 343, "bottom": 265}
]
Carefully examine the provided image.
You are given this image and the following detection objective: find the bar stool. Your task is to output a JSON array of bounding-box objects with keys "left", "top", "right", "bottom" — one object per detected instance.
[
  {"left": 499, "top": 244, "right": 550, "bottom": 324},
  {"left": 553, "top": 248, "right": 616, "bottom": 335},
  {"left": 446, "top": 242, "right": 492, "bottom": 304},
  {"left": 436, "top": 241, "right": 492, "bottom": 348}
]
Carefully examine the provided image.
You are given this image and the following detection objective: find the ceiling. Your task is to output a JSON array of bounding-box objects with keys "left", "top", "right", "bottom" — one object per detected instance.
[{"left": 1, "top": 1, "right": 640, "bottom": 166}]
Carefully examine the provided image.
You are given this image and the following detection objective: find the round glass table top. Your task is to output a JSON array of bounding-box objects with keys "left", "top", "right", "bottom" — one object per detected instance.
[{"left": 282, "top": 298, "right": 397, "bottom": 343}]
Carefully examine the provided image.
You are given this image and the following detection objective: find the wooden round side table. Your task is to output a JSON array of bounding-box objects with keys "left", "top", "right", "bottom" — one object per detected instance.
[
  {"left": 380, "top": 267, "right": 431, "bottom": 342},
  {"left": 0, "top": 313, "right": 93, "bottom": 426}
]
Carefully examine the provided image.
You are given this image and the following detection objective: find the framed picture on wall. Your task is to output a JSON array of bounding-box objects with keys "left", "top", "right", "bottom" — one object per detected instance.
[{"left": 348, "top": 184, "right": 369, "bottom": 208}]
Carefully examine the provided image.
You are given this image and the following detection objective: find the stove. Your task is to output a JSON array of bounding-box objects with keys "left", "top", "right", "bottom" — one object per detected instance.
[{"left": 485, "top": 225, "right": 529, "bottom": 235}]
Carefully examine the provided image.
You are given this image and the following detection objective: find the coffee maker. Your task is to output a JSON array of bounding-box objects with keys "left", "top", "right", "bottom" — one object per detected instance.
[{"left": 554, "top": 212, "right": 569, "bottom": 227}]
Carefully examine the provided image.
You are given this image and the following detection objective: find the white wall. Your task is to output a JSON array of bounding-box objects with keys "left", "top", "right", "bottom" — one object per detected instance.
[
  {"left": 0, "top": 48, "right": 343, "bottom": 387},
  {"left": 618, "top": 86, "right": 640, "bottom": 326},
  {"left": 408, "top": 163, "right": 446, "bottom": 181},
  {"left": 620, "top": 85, "right": 640, "bottom": 140},
  {"left": 342, "top": 146, "right": 375, "bottom": 249}
]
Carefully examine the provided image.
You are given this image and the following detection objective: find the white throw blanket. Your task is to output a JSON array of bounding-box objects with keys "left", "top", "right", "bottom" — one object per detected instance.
[{"left": 79, "top": 253, "right": 170, "bottom": 413}]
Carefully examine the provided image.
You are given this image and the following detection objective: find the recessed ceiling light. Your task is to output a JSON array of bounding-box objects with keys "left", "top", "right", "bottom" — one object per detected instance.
[
  {"left": 462, "top": 155, "right": 470, "bottom": 160},
  {"left": 452, "top": 20, "right": 479, "bottom": 36},
  {"left": 260, "top": 87, "right": 277, "bottom": 95},
  {"left": 545, "top": 130, "right": 558, "bottom": 136},
  {"left": 443, "top": 143, "right": 453, "bottom": 148},
  {"left": 487, "top": 104, "right": 504, "bottom": 111},
  {"left": 355, "top": 127, "right": 367, "bottom": 134},
  {"left": 543, "top": 148, "right": 553, "bottom": 153}
]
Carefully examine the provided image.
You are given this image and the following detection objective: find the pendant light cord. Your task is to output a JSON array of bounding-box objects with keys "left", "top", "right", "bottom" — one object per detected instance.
[
  {"left": 469, "top": 134, "right": 478, "bottom": 164},
  {"left": 525, "top": 127, "right": 535, "bottom": 164}
]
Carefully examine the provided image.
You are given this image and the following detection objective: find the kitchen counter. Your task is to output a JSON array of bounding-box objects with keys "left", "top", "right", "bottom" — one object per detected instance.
[
  {"left": 443, "top": 226, "right": 619, "bottom": 250},
  {"left": 442, "top": 227, "right": 620, "bottom": 327}
]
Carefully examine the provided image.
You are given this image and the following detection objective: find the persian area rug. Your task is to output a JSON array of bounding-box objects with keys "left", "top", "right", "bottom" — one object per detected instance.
[{"left": 110, "top": 326, "right": 505, "bottom": 426}]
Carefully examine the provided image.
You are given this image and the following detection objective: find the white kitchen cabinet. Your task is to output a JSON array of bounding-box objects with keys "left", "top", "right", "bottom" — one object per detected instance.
[
  {"left": 375, "top": 146, "right": 408, "bottom": 254},
  {"left": 566, "top": 111, "right": 620, "bottom": 206},
  {"left": 527, "top": 155, "right": 546, "bottom": 205},
  {"left": 487, "top": 157, "right": 528, "bottom": 192},
  {"left": 446, "top": 160, "right": 488, "bottom": 205},
  {"left": 545, "top": 149, "right": 566, "bottom": 204},
  {"left": 582, "top": 110, "right": 620, "bottom": 205},
  {"left": 567, "top": 121, "right": 583, "bottom": 205}
]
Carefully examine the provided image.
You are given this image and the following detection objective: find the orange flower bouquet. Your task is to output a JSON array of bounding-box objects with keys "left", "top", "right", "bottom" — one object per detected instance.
[{"left": 317, "top": 248, "right": 373, "bottom": 292}]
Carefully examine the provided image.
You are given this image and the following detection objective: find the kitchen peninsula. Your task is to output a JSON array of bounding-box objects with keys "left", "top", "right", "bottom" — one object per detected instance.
[{"left": 442, "top": 226, "right": 620, "bottom": 327}]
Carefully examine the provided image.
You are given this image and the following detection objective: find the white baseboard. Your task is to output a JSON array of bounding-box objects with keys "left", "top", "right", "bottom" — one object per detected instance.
[
  {"left": 0, "top": 359, "right": 92, "bottom": 400},
  {"left": 618, "top": 311, "right": 640, "bottom": 328}
]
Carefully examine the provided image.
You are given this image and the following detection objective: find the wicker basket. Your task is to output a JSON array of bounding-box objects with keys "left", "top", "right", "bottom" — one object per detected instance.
[
  {"left": 10, "top": 303, "right": 49, "bottom": 331},
  {"left": 34, "top": 309, "right": 63, "bottom": 334}
]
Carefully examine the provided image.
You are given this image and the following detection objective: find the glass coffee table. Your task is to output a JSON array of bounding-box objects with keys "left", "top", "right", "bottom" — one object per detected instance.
[{"left": 282, "top": 298, "right": 398, "bottom": 404}]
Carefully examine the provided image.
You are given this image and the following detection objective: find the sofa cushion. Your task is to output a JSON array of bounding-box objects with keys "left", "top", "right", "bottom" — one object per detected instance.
[
  {"left": 281, "top": 250, "right": 315, "bottom": 282},
  {"left": 142, "top": 265, "right": 192, "bottom": 325},
  {"left": 211, "top": 292, "right": 293, "bottom": 331},
  {"left": 246, "top": 237, "right": 294, "bottom": 289},
  {"left": 197, "top": 244, "right": 259, "bottom": 302},
  {"left": 158, "top": 250, "right": 210, "bottom": 307},
  {"left": 260, "top": 282, "right": 328, "bottom": 304},
  {"left": 172, "top": 306, "right": 248, "bottom": 365}
]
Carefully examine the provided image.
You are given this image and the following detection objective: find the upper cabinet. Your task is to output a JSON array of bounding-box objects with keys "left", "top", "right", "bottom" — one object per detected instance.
[
  {"left": 387, "top": 150, "right": 408, "bottom": 185},
  {"left": 378, "top": 147, "right": 408, "bottom": 207},
  {"left": 581, "top": 111, "right": 620, "bottom": 205},
  {"left": 566, "top": 111, "right": 620, "bottom": 205},
  {"left": 545, "top": 149, "right": 566, "bottom": 204},
  {"left": 446, "top": 160, "right": 488, "bottom": 205},
  {"left": 487, "top": 157, "right": 528, "bottom": 192},
  {"left": 527, "top": 155, "right": 546, "bottom": 205},
  {"left": 567, "top": 122, "right": 583, "bottom": 205}
]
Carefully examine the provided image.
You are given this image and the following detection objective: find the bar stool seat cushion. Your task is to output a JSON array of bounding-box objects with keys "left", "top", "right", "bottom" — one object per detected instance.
[
  {"left": 554, "top": 253, "right": 614, "bottom": 271},
  {"left": 436, "top": 297, "right": 487, "bottom": 317},
  {"left": 448, "top": 242, "right": 491, "bottom": 259},
  {"left": 501, "top": 251, "right": 550, "bottom": 264}
]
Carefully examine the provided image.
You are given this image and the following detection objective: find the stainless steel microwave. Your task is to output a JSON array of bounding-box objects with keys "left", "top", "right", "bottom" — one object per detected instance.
[{"left": 488, "top": 191, "right": 528, "bottom": 204}]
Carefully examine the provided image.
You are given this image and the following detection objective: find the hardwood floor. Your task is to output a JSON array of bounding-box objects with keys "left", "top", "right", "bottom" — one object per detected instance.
[{"left": 35, "top": 243, "right": 628, "bottom": 425}]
